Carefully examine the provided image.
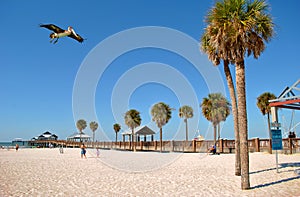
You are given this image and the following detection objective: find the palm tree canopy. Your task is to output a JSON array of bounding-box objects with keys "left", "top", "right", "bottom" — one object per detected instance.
[
  {"left": 124, "top": 109, "right": 141, "bottom": 129},
  {"left": 201, "top": 93, "right": 231, "bottom": 126},
  {"left": 76, "top": 119, "right": 87, "bottom": 133},
  {"left": 256, "top": 92, "right": 276, "bottom": 115},
  {"left": 89, "top": 121, "right": 98, "bottom": 132},
  {"left": 151, "top": 102, "right": 172, "bottom": 128},
  {"left": 179, "top": 105, "right": 194, "bottom": 120},
  {"left": 113, "top": 123, "right": 121, "bottom": 133},
  {"left": 201, "top": 0, "right": 274, "bottom": 64}
]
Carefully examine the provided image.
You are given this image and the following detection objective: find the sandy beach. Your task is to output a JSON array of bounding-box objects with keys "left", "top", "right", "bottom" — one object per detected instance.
[{"left": 0, "top": 148, "right": 299, "bottom": 197}]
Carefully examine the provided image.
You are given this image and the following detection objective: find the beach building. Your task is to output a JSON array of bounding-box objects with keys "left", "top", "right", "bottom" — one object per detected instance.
[
  {"left": 30, "top": 131, "right": 58, "bottom": 141},
  {"left": 122, "top": 125, "right": 156, "bottom": 142},
  {"left": 67, "top": 132, "right": 91, "bottom": 142},
  {"left": 35, "top": 131, "right": 58, "bottom": 141},
  {"left": 28, "top": 131, "right": 58, "bottom": 147}
]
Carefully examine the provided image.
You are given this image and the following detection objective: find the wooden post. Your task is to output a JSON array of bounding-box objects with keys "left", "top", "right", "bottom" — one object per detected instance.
[
  {"left": 219, "top": 139, "right": 223, "bottom": 153},
  {"left": 140, "top": 141, "right": 143, "bottom": 151},
  {"left": 255, "top": 138, "right": 260, "bottom": 152},
  {"left": 192, "top": 140, "right": 196, "bottom": 152},
  {"left": 154, "top": 141, "right": 157, "bottom": 151}
]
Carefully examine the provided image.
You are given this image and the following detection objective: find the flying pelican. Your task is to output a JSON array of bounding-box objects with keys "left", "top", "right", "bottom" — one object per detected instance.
[{"left": 40, "top": 24, "right": 84, "bottom": 44}]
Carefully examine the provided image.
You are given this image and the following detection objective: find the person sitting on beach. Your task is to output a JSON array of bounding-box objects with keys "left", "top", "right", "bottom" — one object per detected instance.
[
  {"left": 207, "top": 144, "right": 216, "bottom": 155},
  {"left": 81, "top": 143, "right": 87, "bottom": 159}
]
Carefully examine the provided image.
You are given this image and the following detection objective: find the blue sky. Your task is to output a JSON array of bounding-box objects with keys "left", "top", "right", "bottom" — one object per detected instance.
[{"left": 0, "top": 0, "right": 299, "bottom": 142}]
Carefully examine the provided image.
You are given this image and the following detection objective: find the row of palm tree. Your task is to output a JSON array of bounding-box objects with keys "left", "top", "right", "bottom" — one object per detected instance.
[
  {"left": 200, "top": 0, "right": 274, "bottom": 190},
  {"left": 76, "top": 119, "right": 122, "bottom": 144},
  {"left": 121, "top": 97, "right": 230, "bottom": 153},
  {"left": 76, "top": 119, "right": 98, "bottom": 143},
  {"left": 76, "top": 91, "right": 273, "bottom": 150},
  {"left": 75, "top": 93, "right": 231, "bottom": 152}
]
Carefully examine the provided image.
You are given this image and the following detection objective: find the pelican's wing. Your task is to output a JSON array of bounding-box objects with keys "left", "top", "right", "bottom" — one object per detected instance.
[
  {"left": 40, "top": 24, "right": 65, "bottom": 33},
  {"left": 68, "top": 33, "right": 84, "bottom": 43}
]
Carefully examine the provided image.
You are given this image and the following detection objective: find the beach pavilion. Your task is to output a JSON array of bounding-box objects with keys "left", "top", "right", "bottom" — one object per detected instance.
[
  {"left": 67, "top": 132, "right": 91, "bottom": 142},
  {"left": 28, "top": 131, "right": 58, "bottom": 148},
  {"left": 122, "top": 125, "right": 156, "bottom": 142},
  {"left": 31, "top": 131, "right": 58, "bottom": 141}
]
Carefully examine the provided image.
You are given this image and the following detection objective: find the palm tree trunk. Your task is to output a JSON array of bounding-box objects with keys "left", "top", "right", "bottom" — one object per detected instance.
[
  {"left": 80, "top": 130, "right": 82, "bottom": 142},
  {"left": 115, "top": 132, "right": 118, "bottom": 143},
  {"left": 267, "top": 113, "right": 271, "bottom": 138},
  {"left": 267, "top": 113, "right": 272, "bottom": 154},
  {"left": 132, "top": 129, "right": 136, "bottom": 152},
  {"left": 224, "top": 60, "right": 241, "bottom": 176},
  {"left": 92, "top": 131, "right": 95, "bottom": 148},
  {"left": 217, "top": 123, "right": 220, "bottom": 140},
  {"left": 217, "top": 123, "right": 221, "bottom": 152},
  {"left": 160, "top": 127, "right": 163, "bottom": 152},
  {"left": 213, "top": 124, "right": 217, "bottom": 145},
  {"left": 185, "top": 119, "right": 188, "bottom": 141},
  {"left": 236, "top": 60, "right": 250, "bottom": 190}
]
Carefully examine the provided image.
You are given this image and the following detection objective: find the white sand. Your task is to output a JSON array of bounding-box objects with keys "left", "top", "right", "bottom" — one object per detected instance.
[{"left": 0, "top": 148, "right": 299, "bottom": 196}]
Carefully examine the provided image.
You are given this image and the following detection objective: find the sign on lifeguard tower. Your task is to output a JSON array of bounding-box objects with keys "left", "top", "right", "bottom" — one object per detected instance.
[{"left": 271, "top": 129, "right": 283, "bottom": 150}]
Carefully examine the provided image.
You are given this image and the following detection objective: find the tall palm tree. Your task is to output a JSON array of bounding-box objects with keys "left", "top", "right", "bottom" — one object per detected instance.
[
  {"left": 201, "top": 33, "right": 241, "bottom": 176},
  {"left": 201, "top": 93, "right": 230, "bottom": 145},
  {"left": 124, "top": 109, "right": 141, "bottom": 151},
  {"left": 201, "top": 0, "right": 274, "bottom": 190},
  {"left": 113, "top": 123, "right": 121, "bottom": 143},
  {"left": 179, "top": 105, "right": 194, "bottom": 141},
  {"left": 257, "top": 92, "right": 276, "bottom": 139},
  {"left": 89, "top": 121, "right": 98, "bottom": 143},
  {"left": 151, "top": 102, "right": 172, "bottom": 152},
  {"left": 76, "top": 119, "right": 87, "bottom": 142}
]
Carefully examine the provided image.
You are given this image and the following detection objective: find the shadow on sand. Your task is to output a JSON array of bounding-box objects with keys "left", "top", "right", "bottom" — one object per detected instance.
[
  {"left": 250, "top": 162, "right": 300, "bottom": 189},
  {"left": 251, "top": 176, "right": 300, "bottom": 189},
  {"left": 250, "top": 162, "right": 300, "bottom": 174}
]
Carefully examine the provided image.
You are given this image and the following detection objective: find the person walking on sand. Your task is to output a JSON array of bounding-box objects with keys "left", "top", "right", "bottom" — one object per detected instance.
[
  {"left": 81, "top": 143, "right": 87, "bottom": 159},
  {"left": 96, "top": 148, "right": 100, "bottom": 157},
  {"left": 15, "top": 144, "right": 19, "bottom": 151}
]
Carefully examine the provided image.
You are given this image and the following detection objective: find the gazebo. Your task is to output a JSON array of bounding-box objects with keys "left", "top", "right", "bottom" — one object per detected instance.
[
  {"left": 122, "top": 125, "right": 156, "bottom": 142},
  {"left": 67, "top": 132, "right": 91, "bottom": 142}
]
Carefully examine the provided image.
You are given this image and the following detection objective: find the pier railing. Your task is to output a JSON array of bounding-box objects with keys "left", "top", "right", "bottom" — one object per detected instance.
[{"left": 27, "top": 138, "right": 300, "bottom": 154}]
